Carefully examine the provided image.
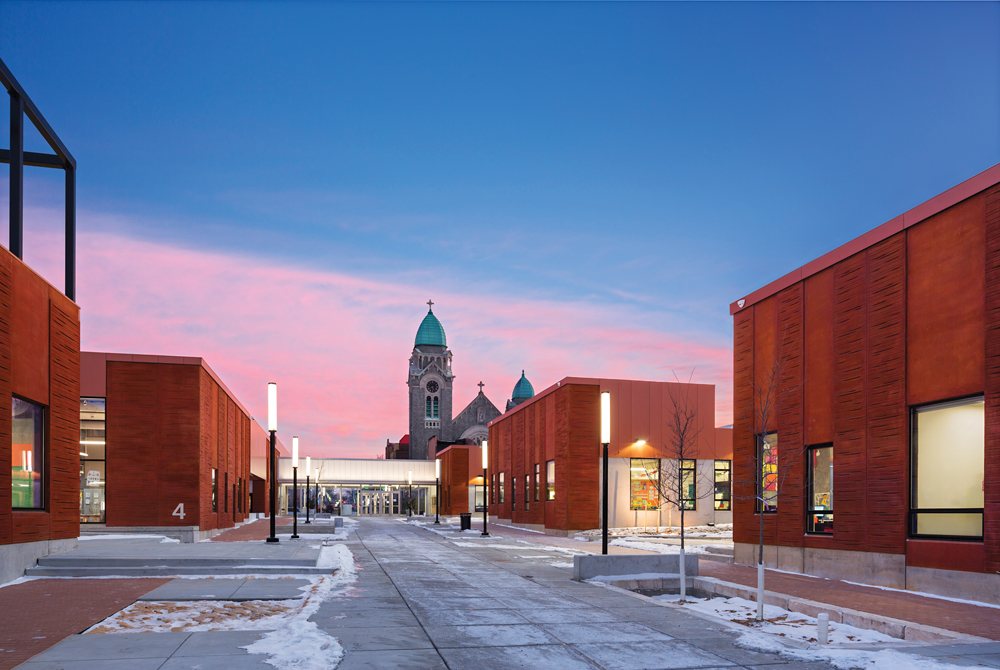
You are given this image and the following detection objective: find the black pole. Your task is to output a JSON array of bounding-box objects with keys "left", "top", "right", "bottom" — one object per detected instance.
[
  {"left": 10, "top": 92, "right": 23, "bottom": 259},
  {"left": 64, "top": 165, "right": 75, "bottom": 301},
  {"left": 267, "top": 430, "right": 278, "bottom": 543},
  {"left": 481, "top": 467, "right": 489, "bottom": 536},
  {"left": 434, "top": 477, "right": 440, "bottom": 524},
  {"left": 305, "top": 474, "right": 311, "bottom": 524},
  {"left": 602, "top": 442, "right": 609, "bottom": 555},
  {"left": 408, "top": 483, "right": 412, "bottom": 517},
  {"left": 291, "top": 466, "right": 299, "bottom": 539}
]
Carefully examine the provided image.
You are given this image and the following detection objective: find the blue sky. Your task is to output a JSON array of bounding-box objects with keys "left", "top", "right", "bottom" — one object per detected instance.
[{"left": 1, "top": 2, "right": 998, "bottom": 454}]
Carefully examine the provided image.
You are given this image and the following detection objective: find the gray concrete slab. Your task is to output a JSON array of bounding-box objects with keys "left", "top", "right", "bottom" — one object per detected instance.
[
  {"left": 335, "top": 648, "right": 449, "bottom": 670},
  {"left": 332, "top": 626, "right": 436, "bottom": 652},
  {"left": 541, "top": 621, "right": 675, "bottom": 644},
  {"left": 573, "top": 640, "right": 736, "bottom": 669},
  {"left": 25, "top": 632, "right": 189, "bottom": 661},
  {"left": 158, "top": 655, "right": 274, "bottom": 669},
  {"left": 171, "top": 630, "right": 269, "bottom": 656},
  {"left": 231, "top": 579, "right": 310, "bottom": 600},
  {"left": 137, "top": 579, "right": 245, "bottom": 601},
  {"left": 437, "top": 644, "right": 601, "bottom": 670},
  {"left": 423, "top": 623, "right": 560, "bottom": 648},
  {"left": 16, "top": 660, "right": 166, "bottom": 670}
]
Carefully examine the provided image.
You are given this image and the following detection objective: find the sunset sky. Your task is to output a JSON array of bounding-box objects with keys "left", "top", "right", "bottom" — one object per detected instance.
[{"left": 1, "top": 2, "right": 998, "bottom": 457}]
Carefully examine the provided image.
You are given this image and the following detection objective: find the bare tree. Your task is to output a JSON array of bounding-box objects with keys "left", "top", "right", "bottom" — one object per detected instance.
[
  {"left": 734, "top": 342, "right": 802, "bottom": 621},
  {"left": 631, "top": 373, "right": 715, "bottom": 601}
]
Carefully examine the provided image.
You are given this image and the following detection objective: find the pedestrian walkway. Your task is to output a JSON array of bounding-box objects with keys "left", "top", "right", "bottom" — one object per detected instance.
[
  {"left": 699, "top": 561, "right": 1000, "bottom": 642},
  {"left": 0, "top": 577, "right": 170, "bottom": 670},
  {"left": 210, "top": 516, "right": 292, "bottom": 542}
]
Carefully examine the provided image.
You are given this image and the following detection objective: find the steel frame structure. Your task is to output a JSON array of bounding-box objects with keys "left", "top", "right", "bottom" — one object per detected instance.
[{"left": 0, "top": 56, "right": 76, "bottom": 301}]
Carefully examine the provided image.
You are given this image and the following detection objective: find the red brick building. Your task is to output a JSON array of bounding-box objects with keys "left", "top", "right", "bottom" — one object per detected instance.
[
  {"left": 437, "top": 442, "right": 485, "bottom": 516},
  {"left": 731, "top": 163, "right": 1000, "bottom": 603},
  {"left": 80, "top": 352, "right": 284, "bottom": 541},
  {"left": 486, "top": 376, "right": 732, "bottom": 535}
]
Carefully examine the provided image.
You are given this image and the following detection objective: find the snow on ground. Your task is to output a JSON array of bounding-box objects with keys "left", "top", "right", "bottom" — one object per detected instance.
[
  {"left": 575, "top": 523, "right": 733, "bottom": 540},
  {"left": 84, "top": 544, "right": 357, "bottom": 670},
  {"left": 79, "top": 534, "right": 177, "bottom": 541},
  {"left": 610, "top": 538, "right": 712, "bottom": 554}
]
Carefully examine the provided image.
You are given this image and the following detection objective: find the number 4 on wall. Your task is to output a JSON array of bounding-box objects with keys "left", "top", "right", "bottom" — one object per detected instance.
[{"left": 172, "top": 503, "right": 186, "bottom": 520}]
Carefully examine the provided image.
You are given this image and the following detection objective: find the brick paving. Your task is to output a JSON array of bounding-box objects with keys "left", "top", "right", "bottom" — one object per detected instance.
[
  {"left": 0, "top": 577, "right": 170, "bottom": 670},
  {"left": 209, "top": 515, "right": 291, "bottom": 542},
  {"left": 699, "top": 561, "right": 1000, "bottom": 641}
]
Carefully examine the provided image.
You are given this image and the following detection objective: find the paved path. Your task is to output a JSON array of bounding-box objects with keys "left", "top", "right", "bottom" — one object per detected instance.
[
  {"left": 699, "top": 562, "right": 1000, "bottom": 642},
  {"left": 209, "top": 516, "right": 291, "bottom": 542},
  {"left": 0, "top": 578, "right": 170, "bottom": 670},
  {"left": 324, "top": 517, "right": 839, "bottom": 669}
]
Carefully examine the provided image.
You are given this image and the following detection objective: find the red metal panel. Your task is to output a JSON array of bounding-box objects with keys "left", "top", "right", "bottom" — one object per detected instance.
[
  {"left": 906, "top": 539, "right": 985, "bottom": 573},
  {"left": 0, "top": 255, "right": 12, "bottom": 546},
  {"left": 554, "top": 386, "right": 569, "bottom": 530},
  {"left": 199, "top": 369, "right": 215, "bottom": 530},
  {"left": 566, "top": 384, "right": 600, "bottom": 530},
  {"left": 732, "top": 308, "right": 758, "bottom": 548},
  {"left": 984, "top": 184, "right": 1000, "bottom": 573},
  {"left": 11, "top": 262, "right": 49, "bottom": 405},
  {"left": 864, "top": 234, "right": 908, "bottom": 554},
  {"left": 804, "top": 269, "right": 835, "bottom": 445},
  {"left": 776, "top": 284, "right": 805, "bottom": 548},
  {"left": 47, "top": 297, "right": 80, "bottom": 540},
  {"left": 833, "top": 252, "right": 868, "bottom": 549}
]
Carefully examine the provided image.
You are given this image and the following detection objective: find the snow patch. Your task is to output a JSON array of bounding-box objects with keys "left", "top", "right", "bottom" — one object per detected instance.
[{"left": 736, "top": 631, "right": 971, "bottom": 670}]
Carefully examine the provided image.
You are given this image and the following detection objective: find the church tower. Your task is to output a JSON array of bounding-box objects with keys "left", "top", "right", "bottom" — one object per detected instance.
[{"left": 407, "top": 301, "right": 454, "bottom": 460}]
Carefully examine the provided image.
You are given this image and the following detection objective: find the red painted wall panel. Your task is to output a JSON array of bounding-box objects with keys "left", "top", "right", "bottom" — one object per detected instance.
[
  {"left": 804, "top": 269, "right": 835, "bottom": 445},
  {"left": 906, "top": 539, "right": 984, "bottom": 573},
  {"left": 776, "top": 284, "right": 805, "bottom": 548},
  {"left": 984, "top": 184, "right": 1000, "bottom": 574}
]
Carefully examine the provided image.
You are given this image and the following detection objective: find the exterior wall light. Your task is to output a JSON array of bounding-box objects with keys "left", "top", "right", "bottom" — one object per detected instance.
[
  {"left": 601, "top": 391, "right": 611, "bottom": 555},
  {"left": 481, "top": 440, "right": 489, "bottom": 537}
]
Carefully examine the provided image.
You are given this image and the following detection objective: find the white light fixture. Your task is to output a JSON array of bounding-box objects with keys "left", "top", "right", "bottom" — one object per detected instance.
[
  {"left": 267, "top": 382, "right": 277, "bottom": 432},
  {"left": 314, "top": 468, "right": 319, "bottom": 480},
  {"left": 408, "top": 470, "right": 413, "bottom": 486},
  {"left": 600, "top": 392, "right": 611, "bottom": 444},
  {"left": 435, "top": 458, "right": 441, "bottom": 479},
  {"left": 79, "top": 440, "right": 106, "bottom": 445},
  {"left": 482, "top": 440, "right": 488, "bottom": 469},
  {"left": 306, "top": 456, "right": 311, "bottom": 475},
  {"left": 292, "top": 436, "right": 299, "bottom": 469},
  {"left": 634, "top": 439, "right": 646, "bottom": 447}
]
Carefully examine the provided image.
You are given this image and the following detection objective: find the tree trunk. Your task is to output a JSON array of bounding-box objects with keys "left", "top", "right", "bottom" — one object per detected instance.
[
  {"left": 757, "top": 496, "right": 765, "bottom": 621},
  {"left": 679, "top": 504, "right": 686, "bottom": 601}
]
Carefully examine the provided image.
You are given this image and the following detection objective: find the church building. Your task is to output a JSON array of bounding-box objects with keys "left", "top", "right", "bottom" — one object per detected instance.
[{"left": 406, "top": 302, "right": 501, "bottom": 460}]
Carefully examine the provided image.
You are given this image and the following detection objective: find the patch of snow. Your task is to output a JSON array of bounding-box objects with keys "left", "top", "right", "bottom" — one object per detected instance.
[
  {"left": 78, "top": 534, "right": 175, "bottom": 541},
  {"left": 736, "top": 631, "right": 971, "bottom": 670},
  {"left": 610, "top": 538, "right": 711, "bottom": 554},
  {"left": 488, "top": 522, "right": 545, "bottom": 534},
  {"left": 159, "top": 537, "right": 181, "bottom": 544}
]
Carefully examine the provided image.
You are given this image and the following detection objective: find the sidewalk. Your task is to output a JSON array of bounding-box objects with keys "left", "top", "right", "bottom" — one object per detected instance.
[
  {"left": 210, "top": 515, "right": 292, "bottom": 542},
  {"left": 0, "top": 577, "right": 170, "bottom": 670}
]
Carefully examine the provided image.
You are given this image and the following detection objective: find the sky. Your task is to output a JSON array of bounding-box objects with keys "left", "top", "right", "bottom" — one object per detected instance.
[{"left": 1, "top": 1, "right": 998, "bottom": 458}]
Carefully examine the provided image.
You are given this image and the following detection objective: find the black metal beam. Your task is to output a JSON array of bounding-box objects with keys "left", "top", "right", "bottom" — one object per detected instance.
[
  {"left": 65, "top": 166, "right": 76, "bottom": 301},
  {"left": 0, "top": 57, "right": 76, "bottom": 170},
  {"left": 0, "top": 149, "right": 64, "bottom": 169},
  {"left": 10, "top": 93, "right": 23, "bottom": 259}
]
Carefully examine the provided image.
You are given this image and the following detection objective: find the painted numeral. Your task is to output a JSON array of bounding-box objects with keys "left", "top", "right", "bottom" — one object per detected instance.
[{"left": 172, "top": 503, "right": 186, "bottom": 520}]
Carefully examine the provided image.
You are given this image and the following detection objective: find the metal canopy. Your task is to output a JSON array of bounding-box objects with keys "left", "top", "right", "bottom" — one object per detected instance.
[{"left": 0, "top": 56, "right": 76, "bottom": 301}]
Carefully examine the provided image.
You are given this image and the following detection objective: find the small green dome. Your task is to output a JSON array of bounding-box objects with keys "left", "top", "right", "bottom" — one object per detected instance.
[
  {"left": 512, "top": 370, "right": 534, "bottom": 401},
  {"left": 415, "top": 305, "right": 447, "bottom": 347}
]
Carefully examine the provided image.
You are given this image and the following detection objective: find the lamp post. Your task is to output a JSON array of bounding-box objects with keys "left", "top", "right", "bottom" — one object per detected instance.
[
  {"left": 291, "top": 436, "right": 300, "bottom": 539},
  {"left": 601, "top": 391, "right": 611, "bottom": 555},
  {"left": 314, "top": 468, "right": 319, "bottom": 516},
  {"left": 481, "top": 440, "right": 489, "bottom": 537},
  {"left": 305, "top": 456, "right": 311, "bottom": 524},
  {"left": 266, "top": 382, "right": 279, "bottom": 543},
  {"left": 434, "top": 458, "right": 441, "bottom": 524}
]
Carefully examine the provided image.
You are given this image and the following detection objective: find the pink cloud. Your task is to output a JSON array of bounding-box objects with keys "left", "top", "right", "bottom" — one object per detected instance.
[{"left": 19, "top": 204, "right": 733, "bottom": 457}]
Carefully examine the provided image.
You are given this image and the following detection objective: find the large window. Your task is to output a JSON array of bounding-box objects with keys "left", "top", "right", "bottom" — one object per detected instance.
[
  {"left": 534, "top": 463, "right": 540, "bottom": 501},
  {"left": 474, "top": 484, "right": 484, "bottom": 512},
  {"left": 212, "top": 469, "right": 218, "bottom": 512},
  {"left": 911, "top": 397, "right": 984, "bottom": 539},
  {"left": 12, "top": 397, "right": 45, "bottom": 509},
  {"left": 807, "top": 445, "right": 833, "bottom": 533},
  {"left": 630, "top": 458, "right": 659, "bottom": 510},
  {"left": 524, "top": 475, "right": 530, "bottom": 511},
  {"left": 757, "top": 432, "right": 778, "bottom": 512},
  {"left": 714, "top": 460, "right": 731, "bottom": 511},
  {"left": 546, "top": 460, "right": 555, "bottom": 500},
  {"left": 680, "top": 459, "right": 696, "bottom": 510},
  {"left": 79, "top": 397, "right": 106, "bottom": 523},
  {"left": 499, "top": 472, "right": 505, "bottom": 503},
  {"left": 512, "top": 477, "right": 517, "bottom": 510}
]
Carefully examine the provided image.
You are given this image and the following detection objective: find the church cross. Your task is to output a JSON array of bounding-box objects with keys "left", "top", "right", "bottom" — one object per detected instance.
[
  {"left": 478, "top": 381, "right": 485, "bottom": 392},
  {"left": 427, "top": 299, "right": 434, "bottom": 310}
]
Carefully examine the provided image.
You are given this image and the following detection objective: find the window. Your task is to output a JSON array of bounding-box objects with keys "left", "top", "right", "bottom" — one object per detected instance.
[
  {"left": 512, "top": 477, "right": 517, "bottom": 510},
  {"left": 426, "top": 396, "right": 432, "bottom": 419},
  {"left": 474, "top": 485, "right": 484, "bottom": 512},
  {"left": 80, "top": 397, "right": 106, "bottom": 523},
  {"left": 680, "top": 459, "right": 696, "bottom": 510},
  {"left": 630, "top": 458, "right": 659, "bottom": 510},
  {"left": 224, "top": 472, "right": 229, "bottom": 513},
  {"left": 12, "top": 397, "right": 44, "bottom": 509},
  {"left": 758, "top": 433, "right": 778, "bottom": 512},
  {"left": 911, "top": 397, "right": 984, "bottom": 539},
  {"left": 714, "top": 460, "right": 731, "bottom": 511},
  {"left": 212, "top": 469, "right": 218, "bottom": 512},
  {"left": 546, "top": 460, "right": 555, "bottom": 500},
  {"left": 534, "top": 463, "right": 540, "bottom": 501},
  {"left": 433, "top": 396, "right": 439, "bottom": 419},
  {"left": 499, "top": 472, "right": 505, "bottom": 503},
  {"left": 238, "top": 477, "right": 243, "bottom": 513},
  {"left": 491, "top": 474, "right": 496, "bottom": 503},
  {"left": 524, "top": 476, "right": 530, "bottom": 511},
  {"left": 807, "top": 445, "right": 833, "bottom": 533}
]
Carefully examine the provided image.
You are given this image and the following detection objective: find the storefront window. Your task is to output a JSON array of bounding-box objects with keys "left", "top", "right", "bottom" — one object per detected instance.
[
  {"left": 714, "top": 460, "right": 731, "bottom": 511},
  {"left": 499, "top": 472, "right": 504, "bottom": 503},
  {"left": 680, "top": 459, "right": 696, "bottom": 510},
  {"left": 807, "top": 445, "right": 833, "bottom": 533},
  {"left": 474, "top": 485, "right": 484, "bottom": 512},
  {"left": 79, "top": 397, "right": 105, "bottom": 522},
  {"left": 630, "top": 458, "right": 659, "bottom": 511},
  {"left": 13, "top": 397, "right": 44, "bottom": 509},
  {"left": 534, "top": 463, "right": 540, "bottom": 501},
  {"left": 758, "top": 433, "right": 778, "bottom": 512},
  {"left": 911, "top": 397, "right": 984, "bottom": 539},
  {"left": 546, "top": 460, "right": 555, "bottom": 500}
]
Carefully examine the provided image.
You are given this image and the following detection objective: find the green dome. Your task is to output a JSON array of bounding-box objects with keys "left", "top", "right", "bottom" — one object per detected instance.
[
  {"left": 512, "top": 370, "right": 534, "bottom": 400},
  {"left": 415, "top": 306, "right": 447, "bottom": 347}
]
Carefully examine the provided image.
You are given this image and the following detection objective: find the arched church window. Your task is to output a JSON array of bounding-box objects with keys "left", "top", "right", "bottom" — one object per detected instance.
[
  {"left": 433, "top": 396, "right": 439, "bottom": 419},
  {"left": 478, "top": 409, "right": 485, "bottom": 422},
  {"left": 426, "top": 396, "right": 432, "bottom": 419}
]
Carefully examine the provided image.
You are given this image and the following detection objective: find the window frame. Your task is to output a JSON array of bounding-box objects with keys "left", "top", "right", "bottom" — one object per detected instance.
[
  {"left": 629, "top": 457, "right": 660, "bottom": 511},
  {"left": 12, "top": 395, "right": 46, "bottom": 510},
  {"left": 679, "top": 459, "right": 696, "bottom": 511},
  {"left": 909, "top": 396, "right": 985, "bottom": 541},
  {"left": 499, "top": 472, "right": 505, "bottom": 504},
  {"left": 546, "top": 460, "right": 555, "bottom": 501},
  {"left": 524, "top": 475, "right": 530, "bottom": 511},
  {"left": 714, "top": 459, "right": 731, "bottom": 511},
  {"left": 806, "top": 444, "right": 833, "bottom": 534},
  {"left": 534, "top": 463, "right": 540, "bottom": 501}
]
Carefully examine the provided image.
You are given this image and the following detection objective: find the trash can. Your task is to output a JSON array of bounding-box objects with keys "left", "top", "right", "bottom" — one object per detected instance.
[{"left": 459, "top": 512, "right": 472, "bottom": 531}]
